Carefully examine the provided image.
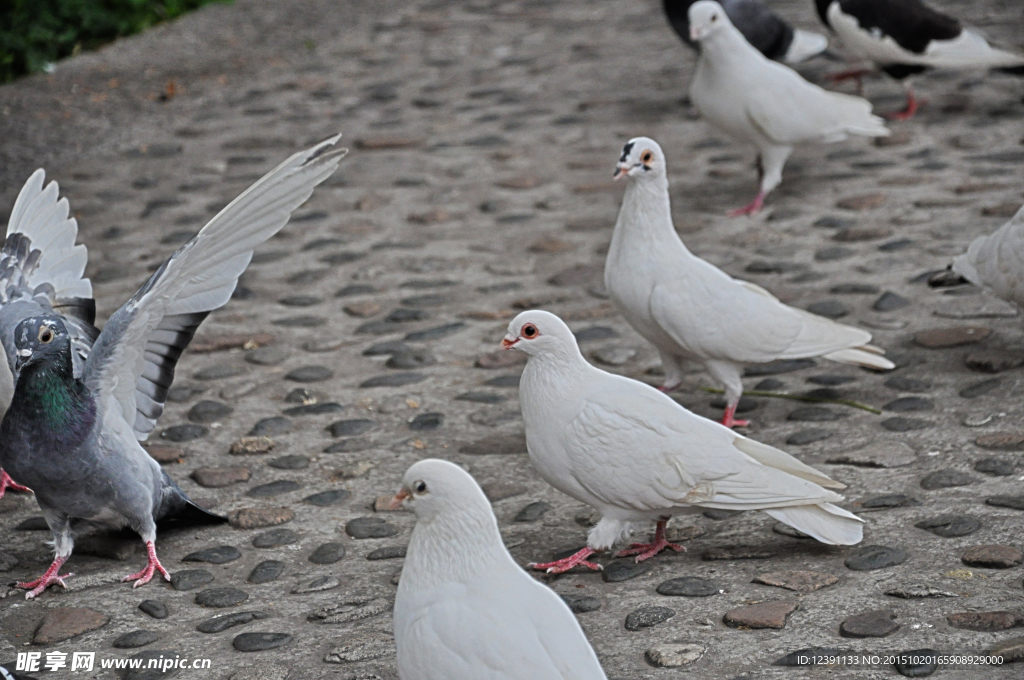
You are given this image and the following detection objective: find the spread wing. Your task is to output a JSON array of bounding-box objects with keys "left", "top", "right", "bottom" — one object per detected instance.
[
  {"left": 83, "top": 136, "right": 346, "bottom": 439},
  {"left": 561, "top": 377, "right": 844, "bottom": 512},
  {"left": 1, "top": 170, "right": 97, "bottom": 412}
]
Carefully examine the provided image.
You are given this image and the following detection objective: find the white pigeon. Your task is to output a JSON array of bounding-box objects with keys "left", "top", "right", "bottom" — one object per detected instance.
[
  {"left": 687, "top": 0, "right": 889, "bottom": 215},
  {"left": 931, "top": 203, "right": 1024, "bottom": 309},
  {"left": 815, "top": 0, "right": 1024, "bottom": 120},
  {"left": 390, "top": 458, "right": 608, "bottom": 680},
  {"left": 503, "top": 310, "right": 864, "bottom": 574},
  {"left": 607, "top": 137, "right": 894, "bottom": 428}
]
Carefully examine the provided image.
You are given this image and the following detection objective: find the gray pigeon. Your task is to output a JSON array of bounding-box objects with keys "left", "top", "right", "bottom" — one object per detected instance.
[
  {"left": 0, "top": 135, "right": 347, "bottom": 598},
  {"left": 0, "top": 170, "right": 99, "bottom": 500}
]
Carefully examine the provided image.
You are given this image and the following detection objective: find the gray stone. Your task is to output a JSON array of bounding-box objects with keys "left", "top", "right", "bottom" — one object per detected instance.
[
  {"left": 329, "top": 419, "right": 377, "bottom": 437},
  {"left": 194, "top": 364, "right": 245, "bottom": 380},
  {"left": 160, "top": 424, "right": 208, "bottom": 442},
  {"left": 188, "top": 400, "right": 233, "bottom": 423},
  {"left": 645, "top": 643, "right": 705, "bottom": 668},
  {"left": 282, "top": 402, "right": 344, "bottom": 416},
  {"left": 602, "top": 560, "right": 650, "bottom": 582},
  {"left": 744, "top": 359, "right": 816, "bottom": 376},
  {"left": 252, "top": 528, "right": 300, "bottom": 548},
  {"left": 561, "top": 594, "right": 601, "bottom": 613},
  {"left": 247, "top": 480, "right": 302, "bottom": 498},
  {"left": 249, "top": 417, "right": 291, "bottom": 436},
  {"left": 171, "top": 569, "right": 214, "bottom": 591},
  {"left": 986, "top": 495, "right": 1024, "bottom": 510},
  {"left": 304, "top": 489, "right": 351, "bottom": 506},
  {"left": 182, "top": 545, "right": 241, "bottom": 564},
  {"left": 195, "top": 588, "right": 249, "bottom": 608},
  {"left": 386, "top": 349, "right": 436, "bottom": 369},
  {"left": 657, "top": 577, "right": 719, "bottom": 597},
  {"left": 291, "top": 575, "right": 341, "bottom": 594},
  {"left": 884, "top": 583, "right": 958, "bottom": 599},
  {"left": 404, "top": 322, "right": 466, "bottom": 341},
  {"left": 455, "top": 391, "right": 507, "bottom": 404},
  {"left": 361, "top": 372, "right": 426, "bottom": 388},
  {"left": 346, "top": 517, "right": 398, "bottom": 539},
  {"left": 873, "top": 292, "right": 910, "bottom": 311},
  {"left": 269, "top": 455, "right": 310, "bottom": 470},
  {"left": 845, "top": 546, "right": 907, "bottom": 571},
  {"left": 788, "top": 407, "right": 843, "bottom": 422},
  {"left": 233, "top": 632, "right": 292, "bottom": 652},
  {"left": 247, "top": 561, "right": 285, "bottom": 584},
  {"left": 787, "top": 429, "right": 832, "bottom": 446},
  {"left": 367, "top": 545, "right": 407, "bottom": 560},
  {"left": 920, "top": 469, "right": 977, "bottom": 489},
  {"left": 840, "top": 610, "right": 899, "bottom": 638},
  {"left": 624, "top": 605, "right": 675, "bottom": 631},
  {"left": 514, "top": 501, "right": 550, "bottom": 522},
  {"left": 138, "top": 600, "right": 168, "bottom": 619},
  {"left": 197, "top": 611, "right": 269, "bottom": 634},
  {"left": 881, "top": 417, "right": 930, "bottom": 432},
  {"left": 915, "top": 515, "right": 981, "bottom": 538},
  {"left": 309, "top": 542, "right": 346, "bottom": 564},
  {"left": 828, "top": 442, "right": 917, "bottom": 468},
  {"left": 806, "top": 300, "right": 849, "bottom": 318},
  {"left": 409, "top": 412, "right": 444, "bottom": 430},
  {"left": 884, "top": 397, "right": 933, "bottom": 411},
  {"left": 285, "top": 365, "right": 333, "bottom": 382},
  {"left": 960, "top": 378, "right": 1002, "bottom": 398},
  {"left": 885, "top": 376, "right": 931, "bottom": 392}
]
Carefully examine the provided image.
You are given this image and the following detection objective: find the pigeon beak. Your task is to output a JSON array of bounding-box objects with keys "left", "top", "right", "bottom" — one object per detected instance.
[
  {"left": 15, "top": 348, "right": 32, "bottom": 371},
  {"left": 689, "top": 26, "right": 702, "bottom": 41},
  {"left": 500, "top": 335, "right": 519, "bottom": 350},
  {"left": 387, "top": 488, "right": 411, "bottom": 510},
  {"left": 612, "top": 164, "right": 629, "bottom": 181}
]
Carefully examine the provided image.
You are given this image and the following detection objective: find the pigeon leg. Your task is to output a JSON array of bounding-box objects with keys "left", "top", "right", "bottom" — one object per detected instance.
[
  {"left": 528, "top": 547, "right": 602, "bottom": 574},
  {"left": 615, "top": 518, "right": 686, "bottom": 562},
  {"left": 885, "top": 84, "right": 922, "bottom": 121},
  {"left": 15, "top": 555, "right": 74, "bottom": 599},
  {"left": 0, "top": 469, "right": 32, "bottom": 500},
  {"left": 121, "top": 541, "right": 171, "bottom": 588},
  {"left": 720, "top": 404, "right": 750, "bottom": 428},
  {"left": 825, "top": 68, "right": 872, "bottom": 94},
  {"left": 727, "top": 191, "right": 766, "bottom": 217}
]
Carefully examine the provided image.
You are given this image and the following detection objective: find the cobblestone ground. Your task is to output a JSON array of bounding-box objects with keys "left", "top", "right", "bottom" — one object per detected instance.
[{"left": 2, "top": 0, "right": 1024, "bottom": 678}]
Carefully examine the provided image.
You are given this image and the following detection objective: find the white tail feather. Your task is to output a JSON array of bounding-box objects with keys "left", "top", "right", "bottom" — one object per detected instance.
[
  {"left": 823, "top": 347, "right": 895, "bottom": 370},
  {"left": 765, "top": 502, "right": 864, "bottom": 545},
  {"left": 784, "top": 29, "right": 829, "bottom": 64}
]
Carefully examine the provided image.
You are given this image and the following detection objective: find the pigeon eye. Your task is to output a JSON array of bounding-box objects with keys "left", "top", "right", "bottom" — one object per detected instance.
[
  {"left": 413, "top": 480, "right": 427, "bottom": 494},
  {"left": 711, "top": 13, "right": 718, "bottom": 22},
  {"left": 641, "top": 150, "right": 653, "bottom": 164},
  {"left": 522, "top": 324, "right": 538, "bottom": 339},
  {"left": 38, "top": 328, "right": 53, "bottom": 344}
]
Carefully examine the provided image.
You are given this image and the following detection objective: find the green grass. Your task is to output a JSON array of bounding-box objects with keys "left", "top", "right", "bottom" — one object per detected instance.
[{"left": 0, "top": 0, "right": 231, "bottom": 84}]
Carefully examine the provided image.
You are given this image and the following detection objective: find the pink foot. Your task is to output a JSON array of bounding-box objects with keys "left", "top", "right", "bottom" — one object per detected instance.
[
  {"left": 121, "top": 541, "right": 171, "bottom": 588},
  {"left": 720, "top": 404, "right": 750, "bottom": 429},
  {"left": 657, "top": 383, "right": 681, "bottom": 393},
  {"left": 884, "top": 90, "right": 924, "bottom": 121},
  {"left": 16, "top": 556, "right": 74, "bottom": 599},
  {"left": 528, "top": 547, "right": 602, "bottom": 574},
  {"left": 615, "top": 519, "right": 686, "bottom": 562},
  {"left": 727, "top": 191, "right": 766, "bottom": 217},
  {"left": 0, "top": 469, "right": 32, "bottom": 500}
]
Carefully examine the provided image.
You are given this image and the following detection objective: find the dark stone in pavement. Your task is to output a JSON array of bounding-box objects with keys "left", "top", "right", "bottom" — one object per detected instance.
[
  {"left": 840, "top": 610, "right": 899, "bottom": 638},
  {"left": 304, "top": 489, "right": 351, "bottom": 506},
  {"left": 920, "top": 469, "right": 976, "bottom": 489},
  {"left": 182, "top": 545, "right": 242, "bottom": 564},
  {"left": 138, "top": 600, "right": 168, "bottom": 619},
  {"left": 247, "top": 561, "right": 285, "bottom": 584},
  {"left": 252, "top": 528, "right": 299, "bottom": 548},
  {"left": 657, "top": 577, "right": 719, "bottom": 597},
  {"left": 914, "top": 515, "right": 981, "bottom": 538},
  {"left": 845, "top": 546, "right": 907, "bottom": 571},
  {"left": 232, "top": 632, "right": 292, "bottom": 652},
  {"left": 171, "top": 569, "right": 214, "bottom": 591},
  {"left": 112, "top": 630, "right": 160, "bottom": 648},
  {"left": 308, "top": 542, "right": 346, "bottom": 564},
  {"left": 196, "top": 611, "right": 269, "bottom": 634},
  {"left": 625, "top": 606, "right": 675, "bottom": 631},
  {"left": 602, "top": 560, "right": 650, "bottom": 583},
  {"left": 195, "top": 587, "right": 249, "bottom": 608},
  {"left": 561, "top": 594, "right": 601, "bottom": 613},
  {"left": 346, "top": 517, "right": 398, "bottom": 539}
]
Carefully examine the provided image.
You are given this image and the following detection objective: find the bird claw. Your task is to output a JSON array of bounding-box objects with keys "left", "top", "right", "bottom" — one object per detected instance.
[
  {"left": 528, "top": 548, "right": 602, "bottom": 574},
  {"left": 122, "top": 542, "right": 171, "bottom": 587},
  {"left": 720, "top": 405, "right": 750, "bottom": 429},
  {"left": 15, "top": 558, "right": 74, "bottom": 599},
  {"left": 615, "top": 539, "right": 686, "bottom": 562},
  {"left": 0, "top": 470, "right": 32, "bottom": 500},
  {"left": 727, "top": 192, "right": 766, "bottom": 217}
]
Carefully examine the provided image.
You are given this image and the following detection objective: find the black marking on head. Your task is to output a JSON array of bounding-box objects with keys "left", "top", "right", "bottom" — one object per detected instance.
[
  {"left": 619, "top": 142, "right": 635, "bottom": 163},
  {"left": 642, "top": 165, "right": 651, "bottom": 171}
]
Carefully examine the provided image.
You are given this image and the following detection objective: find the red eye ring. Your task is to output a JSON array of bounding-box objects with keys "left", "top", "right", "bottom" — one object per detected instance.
[{"left": 521, "top": 323, "right": 539, "bottom": 339}]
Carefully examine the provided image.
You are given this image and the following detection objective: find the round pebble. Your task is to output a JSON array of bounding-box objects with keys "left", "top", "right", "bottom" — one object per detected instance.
[
  {"left": 920, "top": 469, "right": 976, "bottom": 490},
  {"left": 195, "top": 587, "right": 249, "bottom": 608},
  {"left": 308, "top": 542, "right": 346, "bottom": 564},
  {"left": 268, "top": 455, "right": 310, "bottom": 470},
  {"left": 303, "top": 489, "right": 351, "bottom": 506},
  {"left": 656, "top": 577, "right": 719, "bottom": 597},
  {"left": 514, "top": 501, "right": 550, "bottom": 522},
  {"left": 602, "top": 560, "right": 650, "bottom": 582},
  {"left": 171, "top": 569, "right": 214, "bottom": 591},
  {"left": 196, "top": 611, "right": 269, "bottom": 634},
  {"left": 328, "top": 419, "right": 377, "bottom": 437},
  {"left": 138, "top": 600, "right": 168, "bottom": 619},
  {"left": 345, "top": 517, "right": 398, "bottom": 539},
  {"left": 285, "top": 365, "right": 333, "bottom": 382},
  {"left": 188, "top": 400, "right": 233, "bottom": 423},
  {"left": 246, "top": 480, "right": 302, "bottom": 498},
  {"left": 232, "top": 632, "right": 292, "bottom": 652},
  {"left": 624, "top": 605, "right": 675, "bottom": 631},
  {"left": 386, "top": 349, "right": 436, "bottom": 369},
  {"left": 247, "top": 561, "right": 285, "bottom": 584},
  {"left": 409, "top": 412, "right": 444, "bottom": 430},
  {"left": 249, "top": 417, "right": 291, "bottom": 436},
  {"left": 561, "top": 594, "right": 601, "bottom": 613},
  {"left": 112, "top": 630, "right": 160, "bottom": 649},
  {"left": 160, "top": 424, "right": 208, "bottom": 442},
  {"left": 786, "top": 429, "right": 832, "bottom": 446},
  {"left": 915, "top": 515, "right": 981, "bottom": 538},
  {"left": 252, "top": 528, "right": 299, "bottom": 548},
  {"left": 845, "top": 545, "right": 907, "bottom": 571},
  {"left": 182, "top": 545, "right": 242, "bottom": 564}
]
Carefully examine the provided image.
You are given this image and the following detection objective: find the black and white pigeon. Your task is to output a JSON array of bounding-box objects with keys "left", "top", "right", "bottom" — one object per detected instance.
[
  {"left": 665, "top": 0, "right": 828, "bottom": 63},
  {"left": 0, "top": 135, "right": 346, "bottom": 598},
  {"left": 0, "top": 170, "right": 99, "bottom": 501},
  {"left": 815, "top": 0, "right": 1024, "bottom": 119},
  {"left": 688, "top": 1, "right": 888, "bottom": 215}
]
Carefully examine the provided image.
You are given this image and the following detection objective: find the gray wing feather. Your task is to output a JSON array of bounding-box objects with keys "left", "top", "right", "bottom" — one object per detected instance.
[{"left": 84, "top": 135, "right": 347, "bottom": 439}]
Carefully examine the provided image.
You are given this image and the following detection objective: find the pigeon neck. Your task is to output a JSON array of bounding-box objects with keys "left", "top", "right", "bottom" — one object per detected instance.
[
  {"left": 616, "top": 176, "right": 687, "bottom": 251},
  {"left": 8, "top": 352, "right": 96, "bottom": 448},
  {"left": 403, "top": 504, "right": 508, "bottom": 590},
  {"left": 699, "top": 28, "right": 756, "bottom": 70}
]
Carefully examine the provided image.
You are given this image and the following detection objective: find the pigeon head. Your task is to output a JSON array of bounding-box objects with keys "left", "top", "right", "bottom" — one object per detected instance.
[
  {"left": 389, "top": 459, "right": 491, "bottom": 523},
  {"left": 13, "top": 316, "right": 71, "bottom": 372},
  {"left": 501, "top": 309, "right": 583, "bottom": 361},
  {"left": 613, "top": 137, "right": 666, "bottom": 181},
  {"left": 688, "top": 1, "right": 731, "bottom": 42}
]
